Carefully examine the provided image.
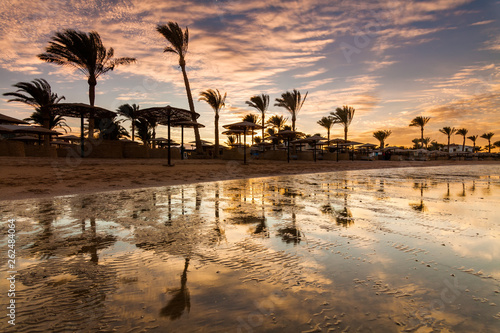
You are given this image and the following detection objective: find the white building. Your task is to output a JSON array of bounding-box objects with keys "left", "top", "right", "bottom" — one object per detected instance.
[{"left": 447, "top": 143, "right": 474, "bottom": 153}]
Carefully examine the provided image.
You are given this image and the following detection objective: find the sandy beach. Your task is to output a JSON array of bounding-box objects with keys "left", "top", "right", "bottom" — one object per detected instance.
[{"left": 1, "top": 156, "right": 499, "bottom": 201}]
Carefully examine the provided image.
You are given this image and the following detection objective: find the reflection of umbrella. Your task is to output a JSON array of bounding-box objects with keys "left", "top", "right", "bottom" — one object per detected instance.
[
  {"left": 223, "top": 121, "right": 263, "bottom": 164},
  {"left": 138, "top": 106, "right": 198, "bottom": 166},
  {"left": 171, "top": 120, "right": 205, "bottom": 160},
  {"left": 47, "top": 103, "right": 117, "bottom": 158},
  {"left": 277, "top": 130, "right": 303, "bottom": 163}
]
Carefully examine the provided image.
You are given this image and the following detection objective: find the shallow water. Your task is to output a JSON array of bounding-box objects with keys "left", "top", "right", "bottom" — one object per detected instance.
[{"left": 1, "top": 165, "right": 500, "bottom": 332}]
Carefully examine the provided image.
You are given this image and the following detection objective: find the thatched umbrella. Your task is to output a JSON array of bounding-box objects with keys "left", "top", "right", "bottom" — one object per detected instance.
[
  {"left": 327, "top": 138, "right": 347, "bottom": 162},
  {"left": 137, "top": 106, "right": 198, "bottom": 166},
  {"left": 172, "top": 120, "right": 205, "bottom": 159},
  {"left": 297, "top": 135, "right": 327, "bottom": 162},
  {"left": 223, "top": 121, "right": 262, "bottom": 164},
  {"left": 277, "top": 130, "right": 303, "bottom": 163},
  {"left": 46, "top": 103, "right": 116, "bottom": 157}
]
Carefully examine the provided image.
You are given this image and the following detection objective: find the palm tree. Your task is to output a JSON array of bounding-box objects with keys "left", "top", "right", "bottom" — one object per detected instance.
[
  {"left": 456, "top": 128, "right": 468, "bottom": 152},
  {"left": 480, "top": 132, "right": 495, "bottom": 153},
  {"left": 134, "top": 117, "right": 152, "bottom": 146},
  {"left": 467, "top": 135, "right": 478, "bottom": 152},
  {"left": 330, "top": 105, "right": 355, "bottom": 141},
  {"left": 23, "top": 110, "right": 70, "bottom": 133},
  {"left": 246, "top": 94, "right": 269, "bottom": 142},
  {"left": 3, "top": 78, "right": 65, "bottom": 145},
  {"left": 421, "top": 137, "right": 431, "bottom": 149},
  {"left": 242, "top": 113, "right": 259, "bottom": 124},
  {"left": 409, "top": 116, "right": 430, "bottom": 148},
  {"left": 117, "top": 104, "right": 140, "bottom": 141},
  {"left": 317, "top": 116, "right": 335, "bottom": 143},
  {"left": 274, "top": 89, "right": 308, "bottom": 131},
  {"left": 439, "top": 126, "right": 456, "bottom": 152},
  {"left": 493, "top": 140, "right": 500, "bottom": 149},
  {"left": 198, "top": 89, "right": 226, "bottom": 158},
  {"left": 38, "top": 29, "right": 136, "bottom": 138},
  {"left": 94, "top": 118, "right": 129, "bottom": 140},
  {"left": 266, "top": 115, "right": 288, "bottom": 131},
  {"left": 373, "top": 130, "right": 392, "bottom": 149},
  {"left": 157, "top": 22, "right": 202, "bottom": 154}
]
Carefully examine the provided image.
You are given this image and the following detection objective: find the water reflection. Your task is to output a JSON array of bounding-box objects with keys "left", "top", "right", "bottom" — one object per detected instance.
[{"left": 2, "top": 165, "right": 500, "bottom": 332}]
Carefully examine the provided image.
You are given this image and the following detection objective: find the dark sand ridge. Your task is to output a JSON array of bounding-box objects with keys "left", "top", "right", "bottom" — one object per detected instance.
[{"left": 1, "top": 156, "right": 499, "bottom": 201}]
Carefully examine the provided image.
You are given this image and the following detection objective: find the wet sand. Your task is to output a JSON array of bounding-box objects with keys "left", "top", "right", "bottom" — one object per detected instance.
[
  {"left": 1, "top": 164, "right": 499, "bottom": 332},
  {"left": 1, "top": 156, "right": 499, "bottom": 201}
]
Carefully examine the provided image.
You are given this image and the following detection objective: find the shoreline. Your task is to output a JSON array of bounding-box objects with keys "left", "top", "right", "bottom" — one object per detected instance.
[{"left": 1, "top": 157, "right": 499, "bottom": 202}]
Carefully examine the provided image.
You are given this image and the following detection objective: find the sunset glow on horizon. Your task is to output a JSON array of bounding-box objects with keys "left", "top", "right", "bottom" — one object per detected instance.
[{"left": 0, "top": 0, "right": 499, "bottom": 148}]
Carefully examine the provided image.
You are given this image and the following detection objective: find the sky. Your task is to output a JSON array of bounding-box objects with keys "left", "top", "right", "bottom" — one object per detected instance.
[{"left": 0, "top": 0, "right": 499, "bottom": 148}]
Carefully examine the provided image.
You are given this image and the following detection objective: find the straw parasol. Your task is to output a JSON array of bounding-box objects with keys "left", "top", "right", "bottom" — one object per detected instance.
[
  {"left": 172, "top": 120, "right": 205, "bottom": 159},
  {"left": 299, "top": 135, "right": 327, "bottom": 162},
  {"left": 0, "top": 113, "right": 29, "bottom": 125},
  {"left": 327, "top": 138, "right": 347, "bottom": 162},
  {"left": 47, "top": 103, "right": 117, "bottom": 157},
  {"left": 277, "top": 130, "right": 303, "bottom": 163},
  {"left": 223, "top": 121, "right": 262, "bottom": 164},
  {"left": 137, "top": 106, "right": 198, "bottom": 166}
]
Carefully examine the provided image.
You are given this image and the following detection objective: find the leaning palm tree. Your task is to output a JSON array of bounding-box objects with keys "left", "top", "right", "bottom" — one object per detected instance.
[
  {"left": 38, "top": 29, "right": 136, "bottom": 139},
  {"left": 439, "top": 126, "right": 456, "bottom": 152},
  {"left": 157, "top": 22, "right": 202, "bottom": 154},
  {"left": 330, "top": 105, "right": 355, "bottom": 141},
  {"left": 373, "top": 130, "right": 392, "bottom": 149},
  {"left": 198, "top": 89, "right": 226, "bottom": 158},
  {"left": 3, "top": 78, "right": 65, "bottom": 145},
  {"left": 456, "top": 128, "right": 468, "bottom": 152},
  {"left": 409, "top": 116, "right": 430, "bottom": 148},
  {"left": 317, "top": 116, "right": 335, "bottom": 143},
  {"left": 274, "top": 89, "right": 308, "bottom": 131},
  {"left": 467, "top": 135, "right": 478, "bottom": 153},
  {"left": 246, "top": 94, "right": 269, "bottom": 141},
  {"left": 117, "top": 104, "right": 140, "bottom": 141},
  {"left": 266, "top": 115, "right": 288, "bottom": 131},
  {"left": 480, "top": 132, "right": 495, "bottom": 153}
]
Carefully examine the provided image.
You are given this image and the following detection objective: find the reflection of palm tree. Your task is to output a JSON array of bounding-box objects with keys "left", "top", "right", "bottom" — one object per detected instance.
[
  {"left": 277, "top": 212, "right": 301, "bottom": 244},
  {"left": 38, "top": 29, "right": 135, "bottom": 138},
  {"left": 160, "top": 257, "right": 191, "bottom": 320},
  {"left": 410, "top": 183, "right": 427, "bottom": 212}
]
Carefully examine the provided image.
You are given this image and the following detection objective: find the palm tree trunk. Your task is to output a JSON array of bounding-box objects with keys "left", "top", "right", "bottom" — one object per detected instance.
[
  {"left": 41, "top": 107, "right": 50, "bottom": 147},
  {"left": 214, "top": 113, "right": 219, "bottom": 158},
  {"left": 344, "top": 126, "right": 348, "bottom": 141},
  {"left": 420, "top": 127, "right": 424, "bottom": 149},
  {"left": 131, "top": 120, "right": 135, "bottom": 141},
  {"left": 447, "top": 135, "right": 450, "bottom": 152},
  {"left": 180, "top": 63, "right": 202, "bottom": 154},
  {"left": 262, "top": 114, "right": 265, "bottom": 148},
  {"left": 488, "top": 139, "right": 491, "bottom": 153},
  {"left": 462, "top": 137, "right": 465, "bottom": 152},
  {"left": 88, "top": 80, "right": 96, "bottom": 140},
  {"left": 292, "top": 114, "right": 296, "bottom": 132},
  {"left": 327, "top": 128, "right": 330, "bottom": 143}
]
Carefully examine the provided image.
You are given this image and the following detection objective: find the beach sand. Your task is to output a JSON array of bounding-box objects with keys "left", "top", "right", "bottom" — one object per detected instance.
[{"left": 1, "top": 156, "right": 499, "bottom": 201}]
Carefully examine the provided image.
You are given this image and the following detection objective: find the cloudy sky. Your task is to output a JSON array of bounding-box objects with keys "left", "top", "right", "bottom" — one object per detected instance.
[{"left": 0, "top": 0, "right": 499, "bottom": 147}]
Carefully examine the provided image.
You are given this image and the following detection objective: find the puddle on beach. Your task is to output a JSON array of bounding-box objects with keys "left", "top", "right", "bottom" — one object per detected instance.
[{"left": 1, "top": 165, "right": 500, "bottom": 332}]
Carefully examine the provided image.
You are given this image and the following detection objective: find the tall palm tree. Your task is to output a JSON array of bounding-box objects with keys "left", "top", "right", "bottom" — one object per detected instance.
[
  {"left": 246, "top": 94, "right": 269, "bottom": 142},
  {"left": 266, "top": 115, "right": 288, "bottom": 131},
  {"left": 373, "top": 130, "right": 392, "bottom": 149},
  {"left": 38, "top": 29, "right": 136, "bottom": 139},
  {"left": 439, "top": 126, "right": 456, "bottom": 152},
  {"left": 317, "top": 116, "right": 335, "bottom": 143},
  {"left": 117, "top": 104, "right": 140, "bottom": 141},
  {"left": 199, "top": 89, "right": 226, "bottom": 158},
  {"left": 274, "top": 89, "right": 308, "bottom": 131},
  {"left": 3, "top": 78, "right": 65, "bottom": 145},
  {"left": 330, "top": 105, "right": 355, "bottom": 141},
  {"left": 480, "top": 132, "right": 495, "bottom": 153},
  {"left": 157, "top": 22, "right": 202, "bottom": 154},
  {"left": 455, "top": 128, "right": 468, "bottom": 152},
  {"left": 409, "top": 116, "right": 430, "bottom": 148},
  {"left": 467, "top": 135, "right": 478, "bottom": 153}
]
